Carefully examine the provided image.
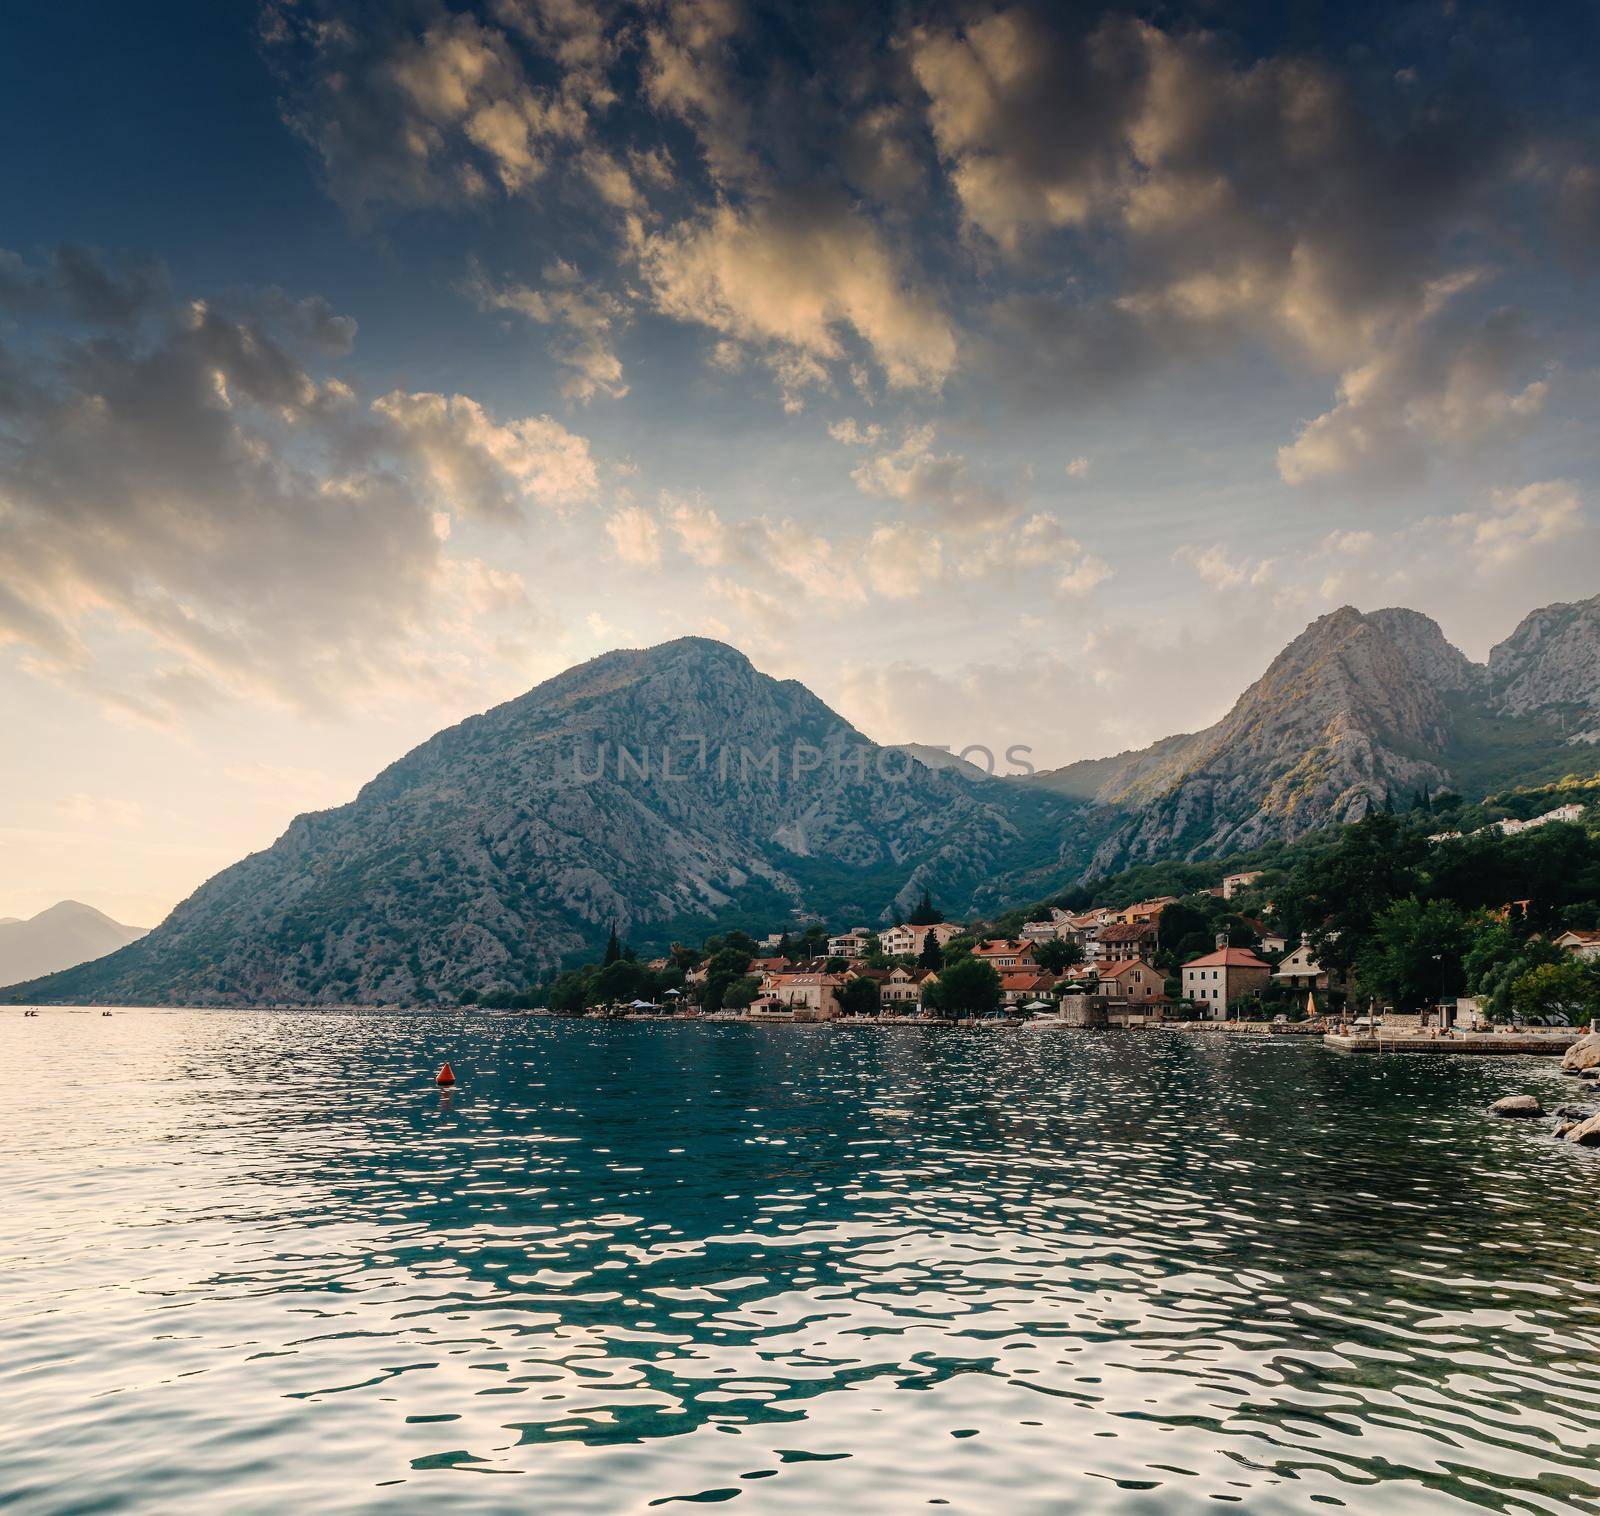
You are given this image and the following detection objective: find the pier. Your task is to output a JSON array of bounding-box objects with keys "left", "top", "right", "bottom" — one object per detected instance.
[{"left": 1324, "top": 1031, "right": 1581, "bottom": 1056}]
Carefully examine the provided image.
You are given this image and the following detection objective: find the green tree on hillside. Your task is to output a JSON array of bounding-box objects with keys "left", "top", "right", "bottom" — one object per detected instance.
[
  {"left": 603, "top": 925, "right": 622, "bottom": 965},
  {"left": 918, "top": 932, "right": 944, "bottom": 971},
  {"left": 908, "top": 889, "right": 941, "bottom": 926}
]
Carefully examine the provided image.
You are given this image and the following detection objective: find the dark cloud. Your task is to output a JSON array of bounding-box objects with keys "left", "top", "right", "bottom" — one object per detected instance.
[{"left": 0, "top": 247, "right": 592, "bottom": 723}]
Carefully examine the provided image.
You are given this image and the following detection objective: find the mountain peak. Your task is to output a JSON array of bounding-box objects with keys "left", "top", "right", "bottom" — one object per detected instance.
[
  {"left": 0, "top": 901, "right": 148, "bottom": 989},
  {"left": 1490, "top": 592, "right": 1600, "bottom": 723}
]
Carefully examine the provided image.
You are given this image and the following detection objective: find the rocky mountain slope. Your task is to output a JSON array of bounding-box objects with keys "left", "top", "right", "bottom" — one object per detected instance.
[
  {"left": 0, "top": 901, "right": 147, "bottom": 985},
  {"left": 1488, "top": 594, "right": 1600, "bottom": 734},
  {"left": 1034, "top": 595, "right": 1598, "bottom": 870},
  {"left": 8, "top": 640, "right": 1086, "bottom": 1005}
]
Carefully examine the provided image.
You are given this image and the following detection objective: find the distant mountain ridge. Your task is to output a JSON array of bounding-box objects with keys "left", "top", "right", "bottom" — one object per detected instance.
[
  {"left": 7, "top": 593, "right": 1598, "bottom": 1007},
  {"left": 0, "top": 902, "right": 147, "bottom": 986}
]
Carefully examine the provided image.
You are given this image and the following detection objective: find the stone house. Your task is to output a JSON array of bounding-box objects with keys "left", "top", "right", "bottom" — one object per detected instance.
[
  {"left": 1095, "top": 958, "right": 1167, "bottom": 1004},
  {"left": 1182, "top": 938, "right": 1272, "bottom": 1018}
]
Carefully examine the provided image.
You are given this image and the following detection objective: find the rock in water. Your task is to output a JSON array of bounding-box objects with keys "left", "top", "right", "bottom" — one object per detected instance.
[
  {"left": 1561, "top": 1033, "right": 1600, "bottom": 1073},
  {"left": 1489, "top": 1095, "right": 1544, "bottom": 1118},
  {"left": 1563, "top": 1113, "right": 1600, "bottom": 1146}
]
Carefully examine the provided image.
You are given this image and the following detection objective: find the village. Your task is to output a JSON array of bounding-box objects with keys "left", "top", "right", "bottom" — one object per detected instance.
[{"left": 592, "top": 868, "right": 1600, "bottom": 1036}]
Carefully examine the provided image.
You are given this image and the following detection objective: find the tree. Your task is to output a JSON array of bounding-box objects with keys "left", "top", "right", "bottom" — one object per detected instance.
[
  {"left": 721, "top": 974, "right": 763, "bottom": 1010},
  {"left": 1507, "top": 960, "right": 1600, "bottom": 1024},
  {"left": 908, "top": 889, "right": 941, "bottom": 926},
  {"left": 593, "top": 958, "right": 647, "bottom": 1004},
  {"left": 1352, "top": 897, "right": 1471, "bottom": 1009},
  {"left": 838, "top": 976, "right": 881, "bottom": 1017},
  {"left": 941, "top": 933, "right": 977, "bottom": 964},
  {"left": 603, "top": 925, "right": 622, "bottom": 966},
  {"left": 1032, "top": 938, "right": 1084, "bottom": 973},
  {"left": 918, "top": 931, "right": 944, "bottom": 972},
  {"left": 924, "top": 956, "right": 1001, "bottom": 1018},
  {"left": 1159, "top": 897, "right": 1216, "bottom": 954},
  {"left": 1284, "top": 813, "right": 1427, "bottom": 978}
]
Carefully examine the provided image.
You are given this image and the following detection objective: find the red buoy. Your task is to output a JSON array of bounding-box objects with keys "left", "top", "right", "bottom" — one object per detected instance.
[{"left": 435, "top": 1061, "right": 456, "bottom": 1087}]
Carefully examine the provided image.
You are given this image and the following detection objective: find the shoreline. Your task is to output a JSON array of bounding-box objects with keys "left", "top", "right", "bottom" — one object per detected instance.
[{"left": 7, "top": 1003, "right": 1587, "bottom": 1056}]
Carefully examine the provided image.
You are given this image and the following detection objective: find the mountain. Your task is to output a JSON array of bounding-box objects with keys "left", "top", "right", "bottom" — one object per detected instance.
[
  {"left": 0, "top": 901, "right": 148, "bottom": 985},
  {"left": 8, "top": 597, "right": 1597, "bottom": 1008},
  {"left": 1488, "top": 593, "right": 1600, "bottom": 734},
  {"left": 1032, "top": 595, "right": 1599, "bottom": 872},
  {"left": 7, "top": 639, "right": 1088, "bottom": 1006}
]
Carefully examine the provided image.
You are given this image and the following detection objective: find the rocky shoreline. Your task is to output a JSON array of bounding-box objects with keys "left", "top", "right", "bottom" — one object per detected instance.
[{"left": 1487, "top": 1032, "right": 1600, "bottom": 1145}]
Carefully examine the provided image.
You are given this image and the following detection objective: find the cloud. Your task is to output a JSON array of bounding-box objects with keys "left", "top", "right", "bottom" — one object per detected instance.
[
  {"left": 1175, "top": 482, "right": 1588, "bottom": 619},
  {"left": 1174, "top": 542, "right": 1281, "bottom": 593},
  {"left": 0, "top": 247, "right": 590, "bottom": 724},
  {"left": 638, "top": 197, "right": 958, "bottom": 397},
  {"left": 466, "top": 257, "right": 629, "bottom": 401},
  {"left": 909, "top": 7, "right": 1550, "bottom": 480},
  {"left": 958, "top": 513, "right": 1111, "bottom": 595},
  {"left": 827, "top": 417, "right": 885, "bottom": 447},
  {"left": 605, "top": 503, "right": 662, "bottom": 566},
  {"left": 640, "top": 0, "right": 752, "bottom": 187},
  {"left": 1435, "top": 481, "right": 1585, "bottom": 570},
  {"left": 1065, "top": 455, "right": 1091, "bottom": 479},
  {"left": 261, "top": 1, "right": 604, "bottom": 212},
  {"left": 372, "top": 390, "right": 597, "bottom": 514},
  {"left": 1277, "top": 281, "right": 1551, "bottom": 487},
  {"left": 849, "top": 424, "right": 1014, "bottom": 529}
]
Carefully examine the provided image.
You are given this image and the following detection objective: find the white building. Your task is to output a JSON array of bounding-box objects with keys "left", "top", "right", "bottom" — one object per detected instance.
[{"left": 880, "top": 922, "right": 961, "bottom": 957}]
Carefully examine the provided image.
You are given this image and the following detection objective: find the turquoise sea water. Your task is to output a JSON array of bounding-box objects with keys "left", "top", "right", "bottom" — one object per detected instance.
[{"left": 3, "top": 1012, "right": 1598, "bottom": 1514}]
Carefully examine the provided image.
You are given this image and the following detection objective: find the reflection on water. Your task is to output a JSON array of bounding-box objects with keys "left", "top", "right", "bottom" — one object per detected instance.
[{"left": 2, "top": 1012, "right": 1598, "bottom": 1513}]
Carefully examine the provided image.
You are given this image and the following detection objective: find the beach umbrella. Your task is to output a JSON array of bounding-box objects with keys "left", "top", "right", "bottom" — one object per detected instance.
[{"left": 1022, "top": 1000, "right": 1051, "bottom": 1010}]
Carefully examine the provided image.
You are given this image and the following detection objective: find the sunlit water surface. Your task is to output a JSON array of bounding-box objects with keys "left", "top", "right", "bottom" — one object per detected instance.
[{"left": 3, "top": 1011, "right": 1598, "bottom": 1514}]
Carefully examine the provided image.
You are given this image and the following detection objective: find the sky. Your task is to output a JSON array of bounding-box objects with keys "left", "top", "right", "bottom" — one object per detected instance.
[{"left": 2, "top": 0, "right": 1598, "bottom": 927}]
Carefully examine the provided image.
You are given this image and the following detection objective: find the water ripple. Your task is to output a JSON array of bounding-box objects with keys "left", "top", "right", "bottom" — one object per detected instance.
[{"left": 1, "top": 1012, "right": 1598, "bottom": 1513}]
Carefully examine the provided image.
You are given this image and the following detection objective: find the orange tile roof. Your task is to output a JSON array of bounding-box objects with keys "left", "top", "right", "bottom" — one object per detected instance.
[{"left": 1182, "top": 946, "right": 1270, "bottom": 970}]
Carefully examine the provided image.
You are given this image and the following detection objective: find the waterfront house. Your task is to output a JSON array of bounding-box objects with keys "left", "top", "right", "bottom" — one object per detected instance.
[
  {"left": 1182, "top": 937, "right": 1272, "bottom": 1018},
  {"left": 1000, "top": 971, "right": 1057, "bottom": 1007},
  {"left": 882, "top": 966, "right": 936, "bottom": 1008},
  {"left": 1096, "top": 959, "right": 1167, "bottom": 1005},
  {"left": 1272, "top": 939, "right": 1336, "bottom": 991},
  {"left": 765, "top": 972, "right": 846, "bottom": 1018}
]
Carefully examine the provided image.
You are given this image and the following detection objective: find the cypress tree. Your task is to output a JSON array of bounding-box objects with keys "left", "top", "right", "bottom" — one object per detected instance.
[{"left": 603, "top": 925, "right": 621, "bottom": 965}]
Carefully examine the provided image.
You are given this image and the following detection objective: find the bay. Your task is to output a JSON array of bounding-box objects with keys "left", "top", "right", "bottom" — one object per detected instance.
[{"left": 2, "top": 1011, "right": 1597, "bottom": 1513}]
